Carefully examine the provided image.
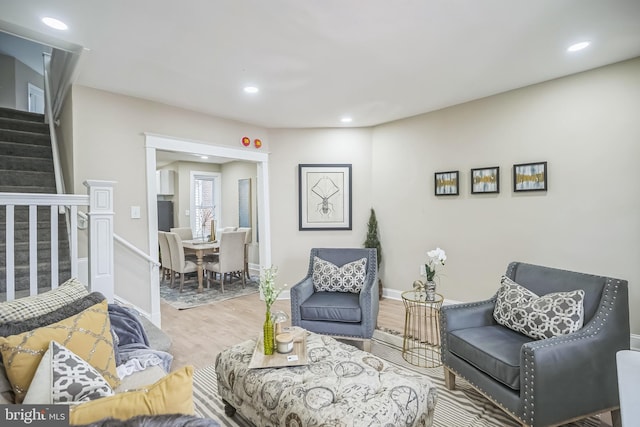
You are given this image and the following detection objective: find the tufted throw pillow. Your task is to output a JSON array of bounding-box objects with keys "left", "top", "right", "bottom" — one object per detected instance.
[
  {"left": 312, "top": 256, "right": 367, "bottom": 293},
  {"left": 0, "top": 300, "right": 119, "bottom": 403},
  {"left": 493, "top": 276, "right": 585, "bottom": 340},
  {"left": 23, "top": 340, "right": 114, "bottom": 404},
  {"left": 0, "top": 278, "right": 89, "bottom": 322}
]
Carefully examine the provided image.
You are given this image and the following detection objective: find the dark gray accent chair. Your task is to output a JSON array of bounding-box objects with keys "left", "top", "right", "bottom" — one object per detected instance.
[
  {"left": 290, "top": 248, "right": 379, "bottom": 351},
  {"left": 440, "top": 262, "right": 629, "bottom": 427}
]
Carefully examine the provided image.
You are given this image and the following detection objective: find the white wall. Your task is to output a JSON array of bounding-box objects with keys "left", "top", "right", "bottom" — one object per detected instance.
[
  {"left": 70, "top": 85, "right": 268, "bottom": 314},
  {"left": 268, "top": 128, "right": 374, "bottom": 289},
  {"left": 372, "top": 58, "right": 640, "bottom": 333}
]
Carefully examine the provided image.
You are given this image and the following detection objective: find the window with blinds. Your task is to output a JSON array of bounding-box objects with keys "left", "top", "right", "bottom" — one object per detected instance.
[{"left": 193, "top": 175, "right": 217, "bottom": 239}]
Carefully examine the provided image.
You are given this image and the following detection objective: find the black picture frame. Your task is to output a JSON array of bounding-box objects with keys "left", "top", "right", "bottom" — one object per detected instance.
[
  {"left": 434, "top": 170, "right": 459, "bottom": 196},
  {"left": 513, "top": 161, "right": 548, "bottom": 192},
  {"left": 298, "top": 164, "right": 352, "bottom": 230},
  {"left": 471, "top": 166, "right": 500, "bottom": 194}
]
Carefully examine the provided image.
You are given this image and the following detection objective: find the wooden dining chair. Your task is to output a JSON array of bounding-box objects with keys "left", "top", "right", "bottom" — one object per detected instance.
[
  {"left": 157, "top": 231, "right": 173, "bottom": 286},
  {"left": 204, "top": 231, "right": 245, "bottom": 292},
  {"left": 166, "top": 232, "right": 198, "bottom": 292},
  {"left": 237, "top": 227, "right": 251, "bottom": 280}
]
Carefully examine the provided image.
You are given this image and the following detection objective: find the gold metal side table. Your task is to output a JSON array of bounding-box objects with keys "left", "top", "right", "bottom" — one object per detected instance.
[{"left": 401, "top": 290, "right": 444, "bottom": 368}]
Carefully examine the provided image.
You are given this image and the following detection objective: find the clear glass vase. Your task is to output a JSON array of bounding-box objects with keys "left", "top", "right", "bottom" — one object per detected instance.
[{"left": 263, "top": 309, "right": 274, "bottom": 355}]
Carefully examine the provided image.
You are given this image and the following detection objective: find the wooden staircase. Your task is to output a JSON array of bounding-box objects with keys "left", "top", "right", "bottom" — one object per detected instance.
[{"left": 0, "top": 107, "right": 71, "bottom": 292}]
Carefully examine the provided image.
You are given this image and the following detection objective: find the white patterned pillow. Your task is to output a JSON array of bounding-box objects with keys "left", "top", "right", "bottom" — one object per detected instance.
[
  {"left": 312, "top": 256, "right": 367, "bottom": 293},
  {"left": 493, "top": 276, "right": 585, "bottom": 340},
  {"left": 23, "top": 341, "right": 114, "bottom": 404}
]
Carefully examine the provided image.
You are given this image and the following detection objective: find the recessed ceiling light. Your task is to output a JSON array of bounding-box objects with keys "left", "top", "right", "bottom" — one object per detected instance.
[
  {"left": 244, "top": 86, "right": 259, "bottom": 94},
  {"left": 567, "top": 41, "right": 590, "bottom": 52},
  {"left": 200, "top": 156, "right": 209, "bottom": 159},
  {"left": 340, "top": 117, "right": 353, "bottom": 123},
  {"left": 42, "top": 17, "right": 68, "bottom": 30}
]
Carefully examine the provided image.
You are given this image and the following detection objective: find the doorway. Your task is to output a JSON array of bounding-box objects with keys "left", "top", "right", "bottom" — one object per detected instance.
[{"left": 144, "top": 133, "right": 271, "bottom": 326}]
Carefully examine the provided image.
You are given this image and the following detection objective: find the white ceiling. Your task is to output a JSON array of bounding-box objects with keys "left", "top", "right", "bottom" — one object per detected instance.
[{"left": 1, "top": 0, "right": 639, "bottom": 129}]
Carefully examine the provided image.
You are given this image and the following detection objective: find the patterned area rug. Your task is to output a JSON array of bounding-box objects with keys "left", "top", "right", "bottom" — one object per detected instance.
[
  {"left": 160, "top": 275, "right": 259, "bottom": 310},
  {"left": 193, "top": 330, "right": 603, "bottom": 427}
]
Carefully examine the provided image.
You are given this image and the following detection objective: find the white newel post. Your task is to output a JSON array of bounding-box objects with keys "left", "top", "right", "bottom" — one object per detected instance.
[{"left": 84, "top": 180, "right": 116, "bottom": 301}]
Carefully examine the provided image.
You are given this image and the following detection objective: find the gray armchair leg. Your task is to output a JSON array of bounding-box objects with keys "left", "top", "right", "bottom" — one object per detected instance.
[
  {"left": 444, "top": 367, "right": 456, "bottom": 390},
  {"left": 610, "top": 408, "right": 621, "bottom": 427},
  {"left": 363, "top": 340, "right": 371, "bottom": 352}
]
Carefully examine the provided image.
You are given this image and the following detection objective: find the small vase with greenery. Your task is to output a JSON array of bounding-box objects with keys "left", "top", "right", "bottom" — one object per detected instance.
[
  {"left": 363, "top": 208, "right": 383, "bottom": 300},
  {"left": 259, "top": 266, "right": 286, "bottom": 355}
]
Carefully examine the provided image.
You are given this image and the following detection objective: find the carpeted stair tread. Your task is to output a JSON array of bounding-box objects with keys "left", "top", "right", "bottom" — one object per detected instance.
[
  {"left": 0, "top": 107, "right": 68, "bottom": 293},
  {"left": 0, "top": 107, "right": 44, "bottom": 122},
  {"left": 0, "top": 141, "right": 53, "bottom": 159},
  {"left": 0, "top": 170, "right": 56, "bottom": 187},
  {"left": 0, "top": 129, "right": 51, "bottom": 146},
  {"left": 0, "top": 156, "right": 53, "bottom": 172},
  {"left": 0, "top": 263, "right": 72, "bottom": 293},
  {"left": 0, "top": 117, "right": 49, "bottom": 134},
  {"left": 0, "top": 185, "right": 57, "bottom": 193}
]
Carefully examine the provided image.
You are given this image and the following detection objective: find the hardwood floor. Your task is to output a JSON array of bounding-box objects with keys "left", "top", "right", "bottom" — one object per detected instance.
[{"left": 160, "top": 294, "right": 406, "bottom": 370}]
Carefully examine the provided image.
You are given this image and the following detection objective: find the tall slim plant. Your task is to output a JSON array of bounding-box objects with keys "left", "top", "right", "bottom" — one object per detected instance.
[{"left": 364, "top": 208, "right": 383, "bottom": 299}]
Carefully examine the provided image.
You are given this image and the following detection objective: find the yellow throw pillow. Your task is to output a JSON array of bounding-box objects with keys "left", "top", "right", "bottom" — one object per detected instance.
[
  {"left": 69, "top": 366, "right": 194, "bottom": 425},
  {"left": 0, "top": 300, "right": 119, "bottom": 403}
]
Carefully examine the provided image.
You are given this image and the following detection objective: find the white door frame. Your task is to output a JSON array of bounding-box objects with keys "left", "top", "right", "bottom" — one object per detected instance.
[
  {"left": 28, "top": 83, "right": 44, "bottom": 114},
  {"left": 144, "top": 133, "right": 271, "bottom": 326}
]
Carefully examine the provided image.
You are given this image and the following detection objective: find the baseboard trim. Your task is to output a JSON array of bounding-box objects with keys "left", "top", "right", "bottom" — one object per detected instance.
[{"left": 631, "top": 334, "right": 640, "bottom": 350}]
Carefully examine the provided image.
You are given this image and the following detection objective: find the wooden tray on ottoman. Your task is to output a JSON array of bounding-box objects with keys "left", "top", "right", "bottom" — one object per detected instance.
[{"left": 248, "top": 326, "right": 308, "bottom": 369}]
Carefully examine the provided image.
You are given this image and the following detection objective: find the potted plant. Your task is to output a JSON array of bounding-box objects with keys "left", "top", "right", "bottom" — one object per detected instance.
[{"left": 363, "top": 208, "right": 383, "bottom": 300}]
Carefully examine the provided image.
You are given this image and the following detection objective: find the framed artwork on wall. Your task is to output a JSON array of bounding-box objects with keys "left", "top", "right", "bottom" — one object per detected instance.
[
  {"left": 434, "top": 170, "right": 459, "bottom": 196},
  {"left": 471, "top": 166, "right": 500, "bottom": 194},
  {"left": 298, "top": 164, "right": 352, "bottom": 230},
  {"left": 513, "top": 161, "right": 548, "bottom": 192}
]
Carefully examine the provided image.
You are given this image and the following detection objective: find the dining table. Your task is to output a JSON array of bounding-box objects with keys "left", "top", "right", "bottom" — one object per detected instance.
[{"left": 181, "top": 239, "right": 220, "bottom": 293}]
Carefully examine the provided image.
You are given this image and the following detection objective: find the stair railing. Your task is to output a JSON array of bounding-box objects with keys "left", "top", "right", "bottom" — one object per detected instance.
[
  {"left": 42, "top": 53, "right": 65, "bottom": 198},
  {"left": 0, "top": 181, "right": 116, "bottom": 301},
  {"left": 76, "top": 211, "right": 160, "bottom": 268}
]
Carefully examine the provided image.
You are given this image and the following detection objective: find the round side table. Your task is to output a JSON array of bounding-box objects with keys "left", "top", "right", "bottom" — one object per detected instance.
[{"left": 401, "top": 290, "right": 444, "bottom": 368}]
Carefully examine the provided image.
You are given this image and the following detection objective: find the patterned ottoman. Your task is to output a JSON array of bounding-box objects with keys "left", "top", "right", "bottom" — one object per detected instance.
[{"left": 215, "top": 332, "right": 436, "bottom": 426}]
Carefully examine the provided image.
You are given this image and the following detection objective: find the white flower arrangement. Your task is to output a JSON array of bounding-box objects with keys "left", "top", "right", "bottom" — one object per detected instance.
[
  {"left": 260, "top": 266, "right": 286, "bottom": 311},
  {"left": 423, "top": 247, "right": 446, "bottom": 282}
]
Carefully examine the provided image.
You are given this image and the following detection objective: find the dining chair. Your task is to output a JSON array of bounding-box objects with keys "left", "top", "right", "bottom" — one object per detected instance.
[
  {"left": 157, "top": 231, "right": 173, "bottom": 286},
  {"left": 170, "top": 227, "right": 193, "bottom": 240},
  {"left": 237, "top": 227, "right": 251, "bottom": 280},
  {"left": 166, "top": 232, "right": 198, "bottom": 292},
  {"left": 204, "top": 231, "right": 245, "bottom": 292}
]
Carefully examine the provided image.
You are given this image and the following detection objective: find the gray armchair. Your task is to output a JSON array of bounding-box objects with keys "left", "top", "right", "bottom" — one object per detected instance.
[
  {"left": 290, "top": 248, "right": 379, "bottom": 351},
  {"left": 440, "top": 262, "right": 629, "bottom": 427}
]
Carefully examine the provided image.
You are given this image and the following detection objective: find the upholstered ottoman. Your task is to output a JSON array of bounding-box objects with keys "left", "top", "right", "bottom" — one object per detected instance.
[{"left": 215, "top": 332, "right": 436, "bottom": 426}]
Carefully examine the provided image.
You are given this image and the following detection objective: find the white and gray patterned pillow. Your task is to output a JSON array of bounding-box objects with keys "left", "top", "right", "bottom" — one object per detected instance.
[
  {"left": 23, "top": 341, "right": 114, "bottom": 404},
  {"left": 0, "top": 278, "right": 89, "bottom": 322},
  {"left": 493, "top": 276, "right": 585, "bottom": 340},
  {"left": 312, "top": 256, "right": 367, "bottom": 293}
]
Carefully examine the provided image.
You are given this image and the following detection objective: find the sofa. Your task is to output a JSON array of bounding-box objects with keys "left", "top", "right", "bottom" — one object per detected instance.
[{"left": 0, "top": 278, "right": 217, "bottom": 426}]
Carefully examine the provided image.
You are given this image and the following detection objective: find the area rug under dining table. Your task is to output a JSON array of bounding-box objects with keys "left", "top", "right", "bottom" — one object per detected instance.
[
  {"left": 192, "top": 330, "right": 603, "bottom": 427},
  {"left": 160, "top": 276, "right": 259, "bottom": 310}
]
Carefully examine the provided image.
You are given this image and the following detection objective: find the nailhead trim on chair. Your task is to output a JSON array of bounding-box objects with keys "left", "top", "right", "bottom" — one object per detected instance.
[{"left": 522, "top": 277, "right": 622, "bottom": 425}]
